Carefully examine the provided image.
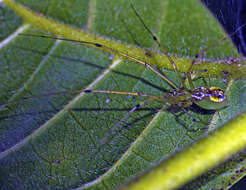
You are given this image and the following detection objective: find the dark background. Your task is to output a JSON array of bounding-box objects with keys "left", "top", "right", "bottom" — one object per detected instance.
[
  {"left": 202, "top": 0, "right": 246, "bottom": 189},
  {"left": 202, "top": 0, "right": 246, "bottom": 56}
]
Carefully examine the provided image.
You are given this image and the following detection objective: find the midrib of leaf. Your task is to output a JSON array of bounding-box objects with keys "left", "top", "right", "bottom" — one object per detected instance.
[
  {"left": 2, "top": 0, "right": 246, "bottom": 79},
  {"left": 116, "top": 110, "right": 246, "bottom": 190}
]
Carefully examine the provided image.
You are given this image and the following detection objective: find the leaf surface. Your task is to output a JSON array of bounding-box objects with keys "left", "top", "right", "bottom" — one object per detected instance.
[{"left": 1, "top": 0, "right": 246, "bottom": 189}]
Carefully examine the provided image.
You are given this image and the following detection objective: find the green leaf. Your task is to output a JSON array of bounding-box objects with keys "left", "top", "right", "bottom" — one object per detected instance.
[{"left": 1, "top": 0, "right": 246, "bottom": 190}]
